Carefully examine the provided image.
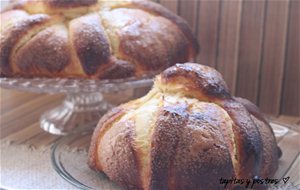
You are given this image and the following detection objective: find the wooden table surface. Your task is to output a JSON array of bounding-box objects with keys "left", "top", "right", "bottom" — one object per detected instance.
[{"left": 0, "top": 88, "right": 299, "bottom": 188}]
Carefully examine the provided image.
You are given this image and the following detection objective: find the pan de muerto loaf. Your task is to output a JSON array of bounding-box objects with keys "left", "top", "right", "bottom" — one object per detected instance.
[
  {"left": 0, "top": 0, "right": 198, "bottom": 79},
  {"left": 88, "top": 63, "right": 280, "bottom": 189}
]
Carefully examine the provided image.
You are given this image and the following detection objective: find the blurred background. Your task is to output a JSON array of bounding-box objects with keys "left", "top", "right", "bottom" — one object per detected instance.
[{"left": 154, "top": 0, "right": 299, "bottom": 117}]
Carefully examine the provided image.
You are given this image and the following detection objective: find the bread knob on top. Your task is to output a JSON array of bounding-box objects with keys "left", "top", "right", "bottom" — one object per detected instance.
[
  {"left": 88, "top": 63, "right": 280, "bottom": 190},
  {"left": 0, "top": 0, "right": 198, "bottom": 79}
]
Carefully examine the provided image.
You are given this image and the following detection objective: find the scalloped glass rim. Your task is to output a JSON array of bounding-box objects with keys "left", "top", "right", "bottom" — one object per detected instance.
[{"left": 0, "top": 76, "right": 154, "bottom": 93}]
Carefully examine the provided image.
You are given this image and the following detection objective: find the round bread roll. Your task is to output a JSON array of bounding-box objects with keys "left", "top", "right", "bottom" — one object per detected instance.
[
  {"left": 88, "top": 63, "right": 280, "bottom": 190},
  {"left": 0, "top": 0, "right": 198, "bottom": 79}
]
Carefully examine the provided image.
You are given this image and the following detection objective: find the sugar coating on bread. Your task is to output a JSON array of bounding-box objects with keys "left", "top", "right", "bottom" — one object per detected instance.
[
  {"left": 88, "top": 63, "right": 280, "bottom": 190},
  {"left": 0, "top": 0, "right": 198, "bottom": 79}
]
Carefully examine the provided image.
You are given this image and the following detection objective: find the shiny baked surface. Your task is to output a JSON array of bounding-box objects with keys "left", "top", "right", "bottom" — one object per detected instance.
[
  {"left": 0, "top": 0, "right": 198, "bottom": 79},
  {"left": 88, "top": 63, "right": 280, "bottom": 190}
]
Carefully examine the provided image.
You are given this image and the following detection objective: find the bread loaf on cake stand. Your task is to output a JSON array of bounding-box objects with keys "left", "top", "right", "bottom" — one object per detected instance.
[{"left": 0, "top": 0, "right": 198, "bottom": 134}]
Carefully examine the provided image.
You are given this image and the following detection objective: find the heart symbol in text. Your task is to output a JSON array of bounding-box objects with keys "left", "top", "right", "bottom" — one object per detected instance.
[{"left": 282, "top": 177, "right": 290, "bottom": 184}]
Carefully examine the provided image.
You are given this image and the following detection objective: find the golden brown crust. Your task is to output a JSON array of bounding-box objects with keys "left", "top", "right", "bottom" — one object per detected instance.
[
  {"left": 234, "top": 97, "right": 280, "bottom": 177},
  {"left": 0, "top": 14, "right": 53, "bottom": 76},
  {"left": 0, "top": 9, "right": 28, "bottom": 28},
  {"left": 130, "top": 0, "right": 199, "bottom": 56},
  {"left": 3, "top": 0, "right": 98, "bottom": 15},
  {"left": 99, "top": 59, "right": 135, "bottom": 79},
  {"left": 1, "top": 0, "right": 198, "bottom": 79},
  {"left": 251, "top": 116, "right": 279, "bottom": 177},
  {"left": 97, "top": 119, "right": 142, "bottom": 190},
  {"left": 0, "top": 0, "right": 27, "bottom": 13},
  {"left": 159, "top": 63, "right": 265, "bottom": 178},
  {"left": 222, "top": 99, "right": 263, "bottom": 178},
  {"left": 69, "top": 13, "right": 110, "bottom": 75},
  {"left": 101, "top": 8, "right": 191, "bottom": 74},
  {"left": 88, "top": 107, "right": 125, "bottom": 170},
  {"left": 150, "top": 103, "right": 234, "bottom": 190},
  {"left": 234, "top": 97, "right": 269, "bottom": 124},
  {"left": 88, "top": 106, "right": 143, "bottom": 190},
  {"left": 45, "top": 0, "right": 97, "bottom": 8},
  {"left": 14, "top": 24, "right": 70, "bottom": 76},
  {"left": 149, "top": 104, "right": 189, "bottom": 190},
  {"left": 159, "top": 63, "right": 230, "bottom": 100},
  {"left": 88, "top": 63, "right": 280, "bottom": 190},
  {"left": 109, "top": 0, "right": 199, "bottom": 57}
]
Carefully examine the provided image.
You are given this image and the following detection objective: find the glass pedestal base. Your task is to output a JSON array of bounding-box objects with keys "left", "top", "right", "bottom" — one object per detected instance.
[
  {"left": 40, "top": 92, "right": 112, "bottom": 135},
  {"left": 0, "top": 77, "right": 153, "bottom": 135}
]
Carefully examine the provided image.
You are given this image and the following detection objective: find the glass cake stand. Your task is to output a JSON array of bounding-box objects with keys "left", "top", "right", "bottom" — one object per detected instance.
[{"left": 0, "top": 77, "right": 153, "bottom": 135}]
